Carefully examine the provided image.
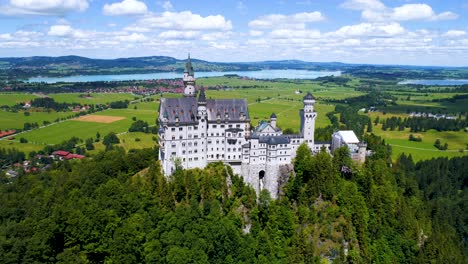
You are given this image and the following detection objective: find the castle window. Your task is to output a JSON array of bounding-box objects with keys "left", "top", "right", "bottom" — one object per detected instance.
[
  {"left": 213, "top": 125, "right": 217, "bottom": 128},
  {"left": 171, "top": 128, "right": 175, "bottom": 131},
  {"left": 194, "top": 126, "right": 198, "bottom": 130},
  {"left": 179, "top": 127, "right": 183, "bottom": 131},
  {"left": 179, "top": 136, "right": 183, "bottom": 139},
  {"left": 172, "top": 136, "right": 175, "bottom": 140},
  {"left": 221, "top": 125, "right": 225, "bottom": 128},
  {"left": 236, "top": 124, "right": 240, "bottom": 128}
]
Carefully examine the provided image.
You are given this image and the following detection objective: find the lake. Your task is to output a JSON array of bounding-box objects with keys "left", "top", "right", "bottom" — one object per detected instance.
[
  {"left": 27, "top": 69, "right": 341, "bottom": 83},
  {"left": 398, "top": 79, "right": 468, "bottom": 85}
]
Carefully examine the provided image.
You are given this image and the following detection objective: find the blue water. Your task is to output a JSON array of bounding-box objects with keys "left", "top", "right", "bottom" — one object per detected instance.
[
  {"left": 27, "top": 69, "right": 341, "bottom": 83},
  {"left": 398, "top": 79, "right": 468, "bottom": 85}
]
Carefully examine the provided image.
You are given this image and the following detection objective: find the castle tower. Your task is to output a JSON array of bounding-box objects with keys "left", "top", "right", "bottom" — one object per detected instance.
[
  {"left": 270, "top": 112, "right": 277, "bottom": 128},
  {"left": 183, "top": 53, "right": 196, "bottom": 96},
  {"left": 301, "top": 92, "right": 317, "bottom": 149}
]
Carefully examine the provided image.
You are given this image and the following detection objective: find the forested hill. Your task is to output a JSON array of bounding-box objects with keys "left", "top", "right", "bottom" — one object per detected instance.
[
  {"left": 0, "top": 143, "right": 466, "bottom": 263},
  {"left": 1, "top": 55, "right": 468, "bottom": 80}
]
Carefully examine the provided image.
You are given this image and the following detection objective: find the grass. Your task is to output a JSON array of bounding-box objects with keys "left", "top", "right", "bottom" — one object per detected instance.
[
  {"left": 49, "top": 93, "right": 139, "bottom": 104},
  {"left": 0, "top": 93, "right": 38, "bottom": 106},
  {"left": 370, "top": 124, "right": 467, "bottom": 161},
  {"left": 117, "top": 132, "right": 158, "bottom": 150},
  {"left": 19, "top": 107, "right": 158, "bottom": 145},
  {"left": 0, "top": 110, "right": 72, "bottom": 130},
  {"left": 0, "top": 140, "right": 43, "bottom": 153}
]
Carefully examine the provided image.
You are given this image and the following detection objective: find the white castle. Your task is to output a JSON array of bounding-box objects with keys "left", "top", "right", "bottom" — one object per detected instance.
[{"left": 158, "top": 55, "right": 366, "bottom": 198}]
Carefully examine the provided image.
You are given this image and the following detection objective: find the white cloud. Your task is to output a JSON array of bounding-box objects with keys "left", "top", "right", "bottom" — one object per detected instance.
[
  {"left": 158, "top": 30, "right": 200, "bottom": 39},
  {"left": 341, "top": 0, "right": 457, "bottom": 22},
  {"left": 249, "top": 30, "right": 263, "bottom": 37},
  {"left": 115, "top": 33, "right": 147, "bottom": 42},
  {"left": 444, "top": 30, "right": 466, "bottom": 38},
  {"left": 103, "top": 0, "right": 148, "bottom": 16},
  {"left": 47, "top": 24, "right": 89, "bottom": 39},
  {"left": 249, "top": 12, "right": 324, "bottom": 29},
  {"left": 128, "top": 11, "right": 232, "bottom": 31},
  {"left": 0, "top": 33, "right": 13, "bottom": 41},
  {"left": 269, "top": 29, "right": 320, "bottom": 39},
  {"left": 201, "top": 32, "right": 232, "bottom": 41},
  {"left": 340, "top": 0, "right": 385, "bottom": 11},
  {"left": 0, "top": 0, "right": 89, "bottom": 16},
  {"left": 391, "top": 4, "right": 457, "bottom": 21},
  {"left": 334, "top": 22, "right": 405, "bottom": 37}
]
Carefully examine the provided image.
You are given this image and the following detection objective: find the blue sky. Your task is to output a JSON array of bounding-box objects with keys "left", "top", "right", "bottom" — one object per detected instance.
[{"left": 0, "top": 0, "right": 467, "bottom": 66}]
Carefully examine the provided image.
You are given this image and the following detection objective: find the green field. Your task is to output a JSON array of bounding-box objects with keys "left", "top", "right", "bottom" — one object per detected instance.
[
  {"left": 1, "top": 77, "right": 466, "bottom": 162},
  {"left": 0, "top": 110, "right": 72, "bottom": 130},
  {"left": 371, "top": 123, "right": 467, "bottom": 161},
  {"left": 49, "top": 93, "right": 139, "bottom": 104},
  {"left": 0, "top": 140, "right": 44, "bottom": 153},
  {"left": 0, "top": 93, "right": 38, "bottom": 106},
  {"left": 18, "top": 107, "right": 158, "bottom": 145}
]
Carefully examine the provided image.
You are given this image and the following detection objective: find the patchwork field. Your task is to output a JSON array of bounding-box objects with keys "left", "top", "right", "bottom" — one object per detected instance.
[
  {"left": 18, "top": 107, "right": 158, "bottom": 145},
  {"left": 370, "top": 123, "right": 467, "bottom": 161},
  {"left": 0, "top": 110, "right": 72, "bottom": 130},
  {"left": 0, "top": 93, "right": 38, "bottom": 106},
  {"left": 49, "top": 93, "right": 139, "bottom": 104}
]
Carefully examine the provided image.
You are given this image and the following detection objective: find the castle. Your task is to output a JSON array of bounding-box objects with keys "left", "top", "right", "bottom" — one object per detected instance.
[{"left": 158, "top": 55, "right": 366, "bottom": 198}]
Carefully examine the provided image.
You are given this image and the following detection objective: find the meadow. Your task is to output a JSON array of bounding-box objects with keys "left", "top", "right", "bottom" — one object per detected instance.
[
  {"left": 49, "top": 92, "right": 139, "bottom": 104},
  {"left": 17, "top": 107, "right": 157, "bottom": 145},
  {"left": 366, "top": 113, "right": 467, "bottom": 160},
  {"left": 1, "top": 76, "right": 466, "bottom": 162},
  {"left": 0, "top": 93, "right": 38, "bottom": 106},
  {"left": 0, "top": 110, "right": 72, "bottom": 131}
]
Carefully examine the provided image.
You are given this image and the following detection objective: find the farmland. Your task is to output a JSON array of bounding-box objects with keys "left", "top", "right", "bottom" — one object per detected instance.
[
  {"left": 0, "top": 93, "right": 38, "bottom": 106},
  {"left": 49, "top": 92, "right": 138, "bottom": 104},
  {"left": 0, "top": 76, "right": 466, "bottom": 162}
]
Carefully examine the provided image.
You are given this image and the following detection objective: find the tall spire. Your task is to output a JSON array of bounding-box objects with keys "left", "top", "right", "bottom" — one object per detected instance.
[{"left": 185, "top": 53, "right": 194, "bottom": 77}]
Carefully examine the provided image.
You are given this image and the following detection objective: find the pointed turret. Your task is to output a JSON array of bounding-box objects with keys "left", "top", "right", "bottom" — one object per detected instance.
[
  {"left": 185, "top": 53, "right": 194, "bottom": 77},
  {"left": 183, "top": 53, "right": 196, "bottom": 96}
]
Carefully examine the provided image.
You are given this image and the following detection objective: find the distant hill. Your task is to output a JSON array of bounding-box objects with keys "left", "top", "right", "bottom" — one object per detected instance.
[{"left": 0, "top": 55, "right": 467, "bottom": 80}]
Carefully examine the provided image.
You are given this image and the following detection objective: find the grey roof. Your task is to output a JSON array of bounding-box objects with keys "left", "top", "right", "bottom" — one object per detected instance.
[
  {"left": 254, "top": 120, "right": 280, "bottom": 132},
  {"left": 159, "top": 97, "right": 198, "bottom": 125},
  {"left": 270, "top": 112, "right": 277, "bottom": 118},
  {"left": 259, "top": 135, "right": 290, "bottom": 145},
  {"left": 304, "top": 92, "right": 315, "bottom": 100},
  {"left": 198, "top": 87, "right": 206, "bottom": 103},
  {"left": 206, "top": 99, "right": 249, "bottom": 122}
]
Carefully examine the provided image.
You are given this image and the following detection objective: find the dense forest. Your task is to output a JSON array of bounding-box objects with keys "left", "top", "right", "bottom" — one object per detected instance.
[{"left": 0, "top": 140, "right": 466, "bottom": 263}]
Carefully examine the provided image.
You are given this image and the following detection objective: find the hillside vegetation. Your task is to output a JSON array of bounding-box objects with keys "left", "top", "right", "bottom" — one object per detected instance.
[{"left": 0, "top": 143, "right": 466, "bottom": 263}]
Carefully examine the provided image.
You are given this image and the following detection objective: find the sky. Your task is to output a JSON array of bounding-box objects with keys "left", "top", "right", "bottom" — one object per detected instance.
[{"left": 0, "top": 0, "right": 467, "bottom": 66}]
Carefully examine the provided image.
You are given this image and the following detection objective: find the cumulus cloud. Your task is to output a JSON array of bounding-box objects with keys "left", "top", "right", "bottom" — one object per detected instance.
[
  {"left": 249, "top": 12, "right": 324, "bottom": 29},
  {"left": 269, "top": 29, "right": 321, "bottom": 39},
  {"left": 444, "top": 30, "right": 466, "bottom": 38},
  {"left": 47, "top": 24, "right": 89, "bottom": 38},
  {"left": 333, "top": 22, "right": 405, "bottom": 37},
  {"left": 341, "top": 0, "right": 457, "bottom": 22},
  {"left": 0, "top": 0, "right": 89, "bottom": 16},
  {"left": 103, "top": 0, "right": 148, "bottom": 16},
  {"left": 158, "top": 30, "right": 200, "bottom": 39},
  {"left": 249, "top": 30, "right": 263, "bottom": 37},
  {"left": 126, "top": 11, "right": 232, "bottom": 32}
]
